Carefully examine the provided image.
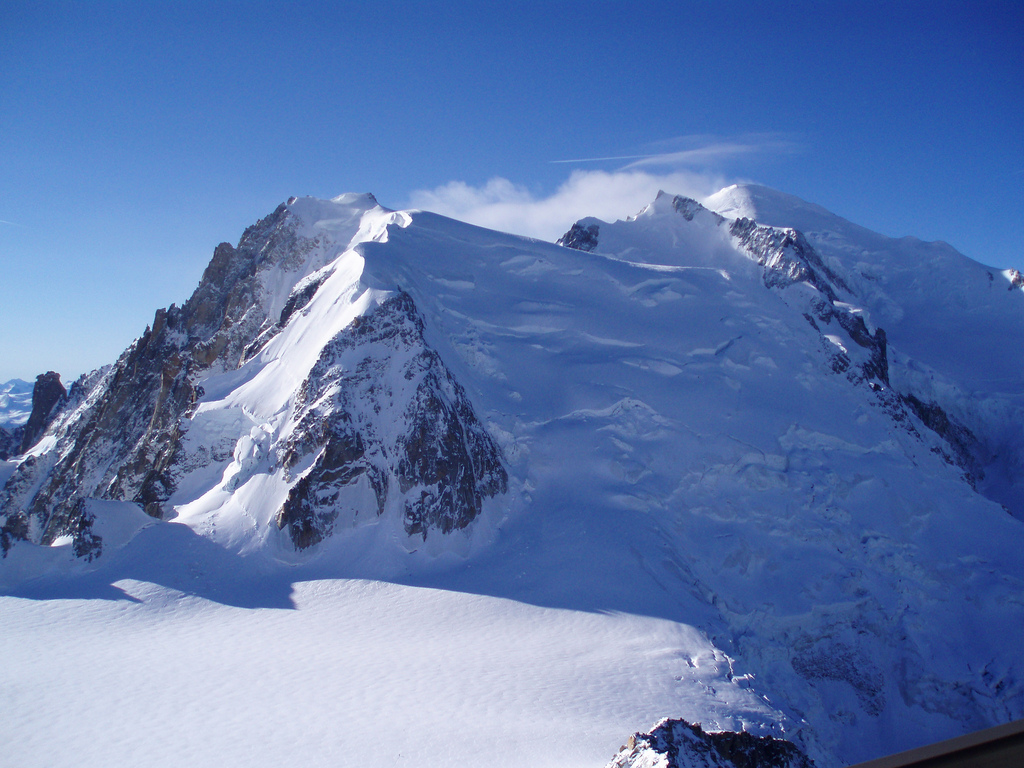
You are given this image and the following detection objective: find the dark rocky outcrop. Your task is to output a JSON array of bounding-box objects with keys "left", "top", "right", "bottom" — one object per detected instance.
[
  {"left": 18, "top": 371, "right": 67, "bottom": 454},
  {"left": 275, "top": 291, "right": 507, "bottom": 549},
  {"left": 730, "top": 217, "right": 851, "bottom": 300},
  {"left": 902, "top": 393, "right": 984, "bottom": 482},
  {"left": 0, "top": 505, "right": 29, "bottom": 558},
  {"left": 557, "top": 222, "right": 600, "bottom": 252},
  {"left": 802, "top": 296, "right": 890, "bottom": 386},
  {"left": 607, "top": 718, "right": 814, "bottom": 768},
  {"left": 278, "top": 268, "right": 333, "bottom": 327},
  {"left": 730, "top": 216, "right": 890, "bottom": 386},
  {"left": 671, "top": 194, "right": 716, "bottom": 222}
]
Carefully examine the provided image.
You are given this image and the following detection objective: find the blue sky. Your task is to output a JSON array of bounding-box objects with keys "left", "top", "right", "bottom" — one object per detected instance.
[{"left": 2, "top": 0, "right": 1021, "bottom": 383}]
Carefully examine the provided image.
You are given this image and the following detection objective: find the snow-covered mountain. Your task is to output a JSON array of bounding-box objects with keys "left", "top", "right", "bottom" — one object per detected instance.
[{"left": 2, "top": 186, "right": 1023, "bottom": 768}]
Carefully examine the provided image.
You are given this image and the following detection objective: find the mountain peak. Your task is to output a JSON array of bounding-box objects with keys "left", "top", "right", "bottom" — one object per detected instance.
[
  {"left": 329, "top": 191, "right": 380, "bottom": 207},
  {"left": 704, "top": 183, "right": 840, "bottom": 229},
  {"left": 634, "top": 190, "right": 721, "bottom": 225}
]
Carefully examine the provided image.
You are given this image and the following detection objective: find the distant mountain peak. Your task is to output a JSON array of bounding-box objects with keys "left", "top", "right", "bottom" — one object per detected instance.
[{"left": 0, "top": 379, "right": 33, "bottom": 429}]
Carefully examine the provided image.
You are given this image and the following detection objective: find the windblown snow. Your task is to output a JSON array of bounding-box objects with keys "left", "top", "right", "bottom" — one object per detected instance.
[{"left": 3, "top": 186, "right": 1024, "bottom": 768}]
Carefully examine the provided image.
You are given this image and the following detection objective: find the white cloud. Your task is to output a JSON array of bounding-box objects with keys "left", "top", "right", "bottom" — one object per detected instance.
[{"left": 406, "top": 169, "right": 730, "bottom": 241}]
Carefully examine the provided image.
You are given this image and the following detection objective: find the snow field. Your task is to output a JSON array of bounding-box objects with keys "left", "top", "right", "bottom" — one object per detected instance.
[{"left": 1, "top": 575, "right": 783, "bottom": 768}]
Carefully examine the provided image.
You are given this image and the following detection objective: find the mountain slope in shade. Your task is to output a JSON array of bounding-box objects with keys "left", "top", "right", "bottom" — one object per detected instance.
[{"left": 1, "top": 188, "right": 1023, "bottom": 768}]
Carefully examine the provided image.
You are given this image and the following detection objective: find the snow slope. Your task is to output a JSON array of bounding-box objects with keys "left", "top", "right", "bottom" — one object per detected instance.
[
  {"left": 705, "top": 184, "right": 1024, "bottom": 516},
  {"left": 3, "top": 188, "right": 1024, "bottom": 767}
]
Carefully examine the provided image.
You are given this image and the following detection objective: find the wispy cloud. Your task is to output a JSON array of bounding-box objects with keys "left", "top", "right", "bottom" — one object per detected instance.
[
  {"left": 406, "top": 169, "right": 730, "bottom": 241},
  {"left": 407, "top": 134, "right": 794, "bottom": 241},
  {"left": 550, "top": 154, "right": 663, "bottom": 164},
  {"left": 0, "top": 219, "right": 21, "bottom": 227},
  {"left": 552, "top": 133, "right": 799, "bottom": 171}
]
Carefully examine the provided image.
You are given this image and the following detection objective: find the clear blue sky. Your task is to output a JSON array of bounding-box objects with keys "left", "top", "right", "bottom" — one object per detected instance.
[{"left": 2, "top": 0, "right": 1021, "bottom": 383}]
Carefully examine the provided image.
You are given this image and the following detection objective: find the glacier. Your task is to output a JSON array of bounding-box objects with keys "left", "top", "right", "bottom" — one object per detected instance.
[{"left": 2, "top": 185, "right": 1023, "bottom": 768}]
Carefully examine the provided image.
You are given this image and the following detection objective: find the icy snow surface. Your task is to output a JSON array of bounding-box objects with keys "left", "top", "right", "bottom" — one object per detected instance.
[{"left": 4, "top": 189, "right": 1024, "bottom": 767}]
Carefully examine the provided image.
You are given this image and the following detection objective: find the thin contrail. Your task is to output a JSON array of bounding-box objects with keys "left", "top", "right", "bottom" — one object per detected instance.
[{"left": 550, "top": 154, "right": 662, "bottom": 164}]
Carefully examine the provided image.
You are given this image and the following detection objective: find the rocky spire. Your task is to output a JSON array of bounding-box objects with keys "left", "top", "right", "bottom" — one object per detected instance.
[{"left": 19, "top": 371, "right": 66, "bottom": 454}]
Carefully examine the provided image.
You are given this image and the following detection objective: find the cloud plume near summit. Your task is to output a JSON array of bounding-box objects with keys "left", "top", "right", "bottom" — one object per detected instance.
[{"left": 406, "top": 169, "right": 730, "bottom": 241}]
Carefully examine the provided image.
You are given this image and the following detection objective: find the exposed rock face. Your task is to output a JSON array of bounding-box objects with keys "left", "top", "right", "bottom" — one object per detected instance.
[
  {"left": 0, "top": 204, "right": 313, "bottom": 556},
  {"left": 19, "top": 371, "right": 67, "bottom": 453},
  {"left": 671, "top": 194, "right": 711, "bottom": 221},
  {"left": 725, "top": 215, "right": 889, "bottom": 387},
  {"left": 0, "top": 199, "right": 507, "bottom": 560},
  {"left": 557, "top": 222, "right": 600, "bottom": 252},
  {"left": 607, "top": 719, "right": 814, "bottom": 768},
  {"left": 276, "top": 291, "right": 508, "bottom": 548},
  {"left": 902, "top": 393, "right": 984, "bottom": 483},
  {"left": 729, "top": 217, "right": 851, "bottom": 299}
]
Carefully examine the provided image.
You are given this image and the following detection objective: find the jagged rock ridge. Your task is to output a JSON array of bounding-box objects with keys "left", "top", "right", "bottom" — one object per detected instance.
[
  {"left": 275, "top": 290, "right": 507, "bottom": 548},
  {"left": 0, "top": 198, "right": 507, "bottom": 558},
  {"left": 606, "top": 718, "right": 814, "bottom": 768},
  {"left": 0, "top": 203, "right": 307, "bottom": 554},
  {"left": 0, "top": 428, "right": 19, "bottom": 461}
]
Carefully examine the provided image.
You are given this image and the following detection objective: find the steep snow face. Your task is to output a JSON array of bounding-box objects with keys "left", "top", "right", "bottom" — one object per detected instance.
[
  {"left": 3, "top": 189, "right": 1024, "bottom": 768},
  {"left": 706, "top": 183, "right": 1024, "bottom": 517}
]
